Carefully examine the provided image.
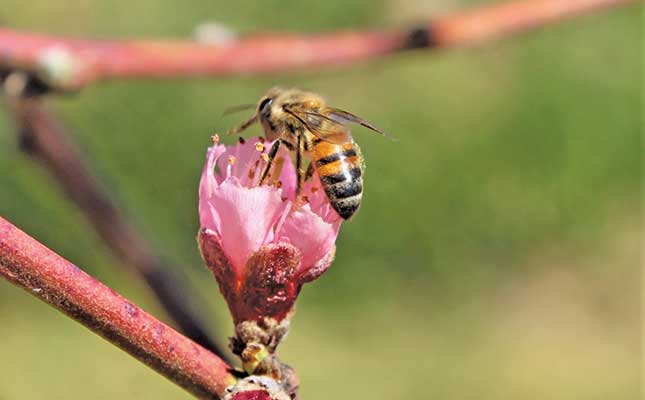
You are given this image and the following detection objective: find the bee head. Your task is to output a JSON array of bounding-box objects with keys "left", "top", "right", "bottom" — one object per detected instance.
[
  {"left": 257, "top": 86, "right": 288, "bottom": 117},
  {"left": 258, "top": 96, "right": 273, "bottom": 118},
  {"left": 257, "top": 94, "right": 283, "bottom": 141}
]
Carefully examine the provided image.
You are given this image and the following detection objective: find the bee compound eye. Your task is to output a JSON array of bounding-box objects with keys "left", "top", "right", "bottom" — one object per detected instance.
[{"left": 258, "top": 98, "right": 273, "bottom": 113}]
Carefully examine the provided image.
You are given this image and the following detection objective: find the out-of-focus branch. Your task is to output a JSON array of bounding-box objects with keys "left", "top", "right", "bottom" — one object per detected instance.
[
  {"left": 5, "top": 95, "right": 231, "bottom": 362},
  {"left": 0, "top": 217, "right": 236, "bottom": 400},
  {"left": 430, "top": 0, "right": 634, "bottom": 47},
  {"left": 0, "top": 0, "right": 634, "bottom": 90}
]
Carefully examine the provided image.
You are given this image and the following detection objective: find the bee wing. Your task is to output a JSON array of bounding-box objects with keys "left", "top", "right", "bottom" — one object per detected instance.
[
  {"left": 326, "top": 107, "right": 395, "bottom": 140},
  {"left": 285, "top": 107, "right": 354, "bottom": 144}
]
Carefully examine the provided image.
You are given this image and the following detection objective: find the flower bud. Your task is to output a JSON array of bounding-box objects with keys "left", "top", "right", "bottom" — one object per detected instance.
[{"left": 198, "top": 139, "right": 342, "bottom": 375}]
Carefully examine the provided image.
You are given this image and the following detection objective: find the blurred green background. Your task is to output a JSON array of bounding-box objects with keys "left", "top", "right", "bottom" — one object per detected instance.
[{"left": 0, "top": 1, "right": 641, "bottom": 399}]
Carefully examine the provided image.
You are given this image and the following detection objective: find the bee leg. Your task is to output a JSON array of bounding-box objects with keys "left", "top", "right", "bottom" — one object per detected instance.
[
  {"left": 296, "top": 134, "right": 305, "bottom": 197},
  {"left": 227, "top": 114, "right": 258, "bottom": 136},
  {"left": 304, "top": 161, "right": 315, "bottom": 181},
  {"left": 258, "top": 139, "right": 282, "bottom": 186}
]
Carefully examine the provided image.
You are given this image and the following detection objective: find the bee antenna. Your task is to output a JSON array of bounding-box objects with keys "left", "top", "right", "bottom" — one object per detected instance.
[
  {"left": 222, "top": 104, "right": 256, "bottom": 116},
  {"left": 384, "top": 133, "right": 399, "bottom": 142}
]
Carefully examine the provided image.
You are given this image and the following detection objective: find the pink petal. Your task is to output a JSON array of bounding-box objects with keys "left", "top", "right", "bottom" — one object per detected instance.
[
  {"left": 298, "top": 246, "right": 336, "bottom": 283},
  {"left": 302, "top": 172, "right": 343, "bottom": 224},
  {"left": 199, "top": 145, "right": 226, "bottom": 233},
  {"left": 211, "top": 177, "right": 288, "bottom": 276},
  {"left": 274, "top": 146, "right": 297, "bottom": 201},
  {"left": 277, "top": 203, "right": 340, "bottom": 275}
]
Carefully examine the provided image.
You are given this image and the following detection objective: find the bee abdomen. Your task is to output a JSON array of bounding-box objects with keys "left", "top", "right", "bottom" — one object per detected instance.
[
  {"left": 312, "top": 142, "right": 364, "bottom": 219},
  {"left": 319, "top": 166, "right": 363, "bottom": 219},
  {"left": 315, "top": 148, "right": 357, "bottom": 168}
]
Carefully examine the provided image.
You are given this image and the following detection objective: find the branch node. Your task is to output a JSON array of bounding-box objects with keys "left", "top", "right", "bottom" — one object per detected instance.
[
  {"left": 403, "top": 26, "right": 436, "bottom": 49},
  {"left": 194, "top": 22, "right": 238, "bottom": 46},
  {"left": 36, "top": 45, "right": 81, "bottom": 90}
]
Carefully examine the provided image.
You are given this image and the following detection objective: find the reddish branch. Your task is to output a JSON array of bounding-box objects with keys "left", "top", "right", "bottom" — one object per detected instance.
[
  {"left": 6, "top": 96, "right": 230, "bottom": 361},
  {"left": 0, "top": 0, "right": 634, "bottom": 90},
  {"left": 430, "top": 0, "right": 634, "bottom": 46},
  {"left": 0, "top": 216, "right": 236, "bottom": 399}
]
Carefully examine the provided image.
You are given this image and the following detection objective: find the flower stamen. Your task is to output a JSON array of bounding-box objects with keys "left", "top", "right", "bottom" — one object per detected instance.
[
  {"left": 233, "top": 143, "right": 243, "bottom": 176},
  {"left": 272, "top": 201, "right": 293, "bottom": 238},
  {"left": 227, "top": 155, "right": 236, "bottom": 176},
  {"left": 270, "top": 157, "right": 285, "bottom": 186},
  {"left": 248, "top": 158, "right": 261, "bottom": 182}
]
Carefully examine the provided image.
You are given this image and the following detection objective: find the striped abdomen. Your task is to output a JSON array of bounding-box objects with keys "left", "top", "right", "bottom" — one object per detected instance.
[{"left": 312, "top": 141, "right": 363, "bottom": 220}]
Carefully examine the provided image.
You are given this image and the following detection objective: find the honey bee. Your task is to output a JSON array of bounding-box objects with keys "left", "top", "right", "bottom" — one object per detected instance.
[{"left": 227, "top": 87, "right": 386, "bottom": 220}]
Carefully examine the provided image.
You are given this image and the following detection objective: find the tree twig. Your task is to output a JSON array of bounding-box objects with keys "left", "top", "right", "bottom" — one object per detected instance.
[
  {"left": 431, "top": 0, "right": 634, "bottom": 47},
  {"left": 0, "top": 0, "right": 634, "bottom": 90},
  {"left": 5, "top": 95, "right": 231, "bottom": 363},
  {"left": 0, "top": 216, "right": 236, "bottom": 400}
]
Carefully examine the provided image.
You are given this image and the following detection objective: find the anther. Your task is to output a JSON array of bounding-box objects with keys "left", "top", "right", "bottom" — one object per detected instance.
[
  {"left": 261, "top": 154, "right": 269, "bottom": 162},
  {"left": 211, "top": 134, "right": 220, "bottom": 144},
  {"left": 228, "top": 155, "right": 236, "bottom": 165},
  {"left": 255, "top": 142, "right": 265, "bottom": 152}
]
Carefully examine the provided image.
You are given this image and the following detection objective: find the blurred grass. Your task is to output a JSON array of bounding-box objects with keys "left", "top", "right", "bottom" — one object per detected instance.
[{"left": 0, "top": 1, "right": 641, "bottom": 399}]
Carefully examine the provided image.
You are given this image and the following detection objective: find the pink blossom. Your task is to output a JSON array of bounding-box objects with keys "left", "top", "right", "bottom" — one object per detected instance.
[{"left": 198, "top": 137, "right": 341, "bottom": 322}]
